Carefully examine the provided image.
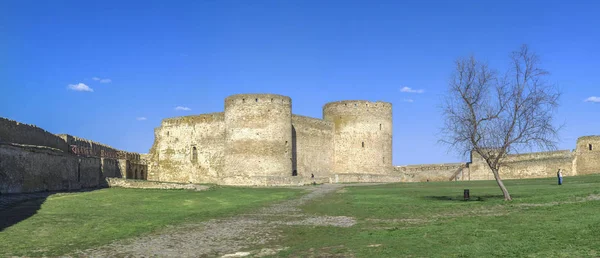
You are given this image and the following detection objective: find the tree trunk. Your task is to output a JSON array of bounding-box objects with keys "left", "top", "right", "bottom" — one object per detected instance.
[{"left": 491, "top": 168, "right": 512, "bottom": 201}]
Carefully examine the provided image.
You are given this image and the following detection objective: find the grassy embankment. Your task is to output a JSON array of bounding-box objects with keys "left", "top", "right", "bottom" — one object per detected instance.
[
  {"left": 277, "top": 174, "right": 600, "bottom": 257},
  {"left": 0, "top": 186, "right": 303, "bottom": 257}
]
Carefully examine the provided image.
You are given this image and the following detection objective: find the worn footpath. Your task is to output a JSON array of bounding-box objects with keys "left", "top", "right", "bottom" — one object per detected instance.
[{"left": 75, "top": 184, "right": 356, "bottom": 257}]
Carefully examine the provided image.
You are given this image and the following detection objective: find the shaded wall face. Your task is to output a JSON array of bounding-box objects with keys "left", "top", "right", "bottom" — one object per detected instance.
[
  {"left": 224, "top": 96, "right": 292, "bottom": 180},
  {"left": 101, "top": 158, "right": 123, "bottom": 178},
  {"left": 154, "top": 114, "right": 225, "bottom": 184},
  {"left": 575, "top": 137, "right": 600, "bottom": 175},
  {"left": 323, "top": 101, "right": 392, "bottom": 175},
  {"left": 0, "top": 144, "right": 101, "bottom": 194},
  {"left": 291, "top": 115, "right": 334, "bottom": 178}
]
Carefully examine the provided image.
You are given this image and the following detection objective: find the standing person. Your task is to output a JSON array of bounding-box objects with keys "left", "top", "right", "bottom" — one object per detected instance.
[{"left": 557, "top": 169, "right": 563, "bottom": 185}]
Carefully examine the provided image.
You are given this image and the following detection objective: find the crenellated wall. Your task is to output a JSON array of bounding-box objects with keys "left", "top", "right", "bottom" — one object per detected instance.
[
  {"left": 291, "top": 115, "right": 334, "bottom": 178},
  {"left": 0, "top": 117, "right": 147, "bottom": 193},
  {"left": 0, "top": 117, "right": 69, "bottom": 152}
]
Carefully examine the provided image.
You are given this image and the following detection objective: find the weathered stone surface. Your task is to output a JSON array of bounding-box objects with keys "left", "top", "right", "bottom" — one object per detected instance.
[
  {"left": 323, "top": 100, "right": 393, "bottom": 175},
  {"left": 0, "top": 143, "right": 98, "bottom": 193},
  {"left": 468, "top": 150, "right": 575, "bottom": 180},
  {"left": 574, "top": 136, "right": 600, "bottom": 175},
  {"left": 224, "top": 94, "right": 292, "bottom": 180},
  {"left": 0, "top": 117, "right": 147, "bottom": 194},
  {"left": 394, "top": 163, "right": 466, "bottom": 182},
  {"left": 291, "top": 114, "right": 333, "bottom": 178}
]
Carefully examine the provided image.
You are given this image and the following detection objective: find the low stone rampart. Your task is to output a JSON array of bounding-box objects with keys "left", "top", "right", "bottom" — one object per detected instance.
[
  {"left": 394, "top": 163, "right": 466, "bottom": 182},
  {"left": 219, "top": 175, "right": 330, "bottom": 186},
  {"left": 106, "top": 178, "right": 210, "bottom": 191}
]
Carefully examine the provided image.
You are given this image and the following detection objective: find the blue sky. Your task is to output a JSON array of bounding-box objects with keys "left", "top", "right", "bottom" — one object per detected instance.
[{"left": 1, "top": 0, "right": 598, "bottom": 165}]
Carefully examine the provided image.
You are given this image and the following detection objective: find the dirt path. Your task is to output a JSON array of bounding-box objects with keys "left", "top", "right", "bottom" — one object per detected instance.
[{"left": 76, "top": 183, "right": 357, "bottom": 257}]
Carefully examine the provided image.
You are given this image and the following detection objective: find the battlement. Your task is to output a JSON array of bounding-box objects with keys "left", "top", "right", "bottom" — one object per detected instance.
[
  {"left": 0, "top": 117, "right": 69, "bottom": 152},
  {"left": 323, "top": 100, "right": 392, "bottom": 113},
  {"left": 161, "top": 112, "right": 225, "bottom": 126},
  {"left": 224, "top": 93, "right": 291, "bottom": 108}
]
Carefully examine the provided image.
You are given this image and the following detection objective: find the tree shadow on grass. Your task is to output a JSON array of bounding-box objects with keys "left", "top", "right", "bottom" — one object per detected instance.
[{"left": 423, "top": 194, "right": 526, "bottom": 202}]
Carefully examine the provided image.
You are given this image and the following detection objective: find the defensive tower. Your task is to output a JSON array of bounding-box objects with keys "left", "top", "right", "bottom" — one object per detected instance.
[
  {"left": 222, "top": 94, "right": 293, "bottom": 184},
  {"left": 323, "top": 100, "right": 392, "bottom": 175},
  {"left": 575, "top": 135, "right": 600, "bottom": 175}
]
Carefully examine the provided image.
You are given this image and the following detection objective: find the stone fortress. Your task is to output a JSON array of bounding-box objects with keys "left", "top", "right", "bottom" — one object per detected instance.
[
  {"left": 1, "top": 93, "right": 599, "bottom": 193},
  {"left": 144, "top": 93, "right": 600, "bottom": 186},
  {"left": 145, "top": 94, "right": 393, "bottom": 185}
]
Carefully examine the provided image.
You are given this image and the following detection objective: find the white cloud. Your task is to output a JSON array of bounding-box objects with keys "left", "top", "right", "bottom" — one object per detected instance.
[
  {"left": 402, "top": 98, "right": 414, "bottom": 103},
  {"left": 92, "top": 77, "right": 112, "bottom": 83},
  {"left": 136, "top": 117, "right": 147, "bottom": 121},
  {"left": 584, "top": 96, "right": 600, "bottom": 103},
  {"left": 68, "top": 83, "right": 93, "bottom": 92},
  {"left": 400, "top": 86, "right": 424, "bottom": 93},
  {"left": 175, "top": 106, "right": 191, "bottom": 111}
]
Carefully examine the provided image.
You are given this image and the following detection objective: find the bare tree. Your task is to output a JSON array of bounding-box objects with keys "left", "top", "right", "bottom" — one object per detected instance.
[{"left": 440, "top": 44, "right": 561, "bottom": 201}]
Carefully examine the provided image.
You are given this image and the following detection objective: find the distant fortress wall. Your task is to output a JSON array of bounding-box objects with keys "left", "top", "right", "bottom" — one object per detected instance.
[{"left": 468, "top": 150, "right": 575, "bottom": 180}]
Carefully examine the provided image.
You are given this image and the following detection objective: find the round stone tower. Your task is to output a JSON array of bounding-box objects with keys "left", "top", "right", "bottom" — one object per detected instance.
[
  {"left": 222, "top": 94, "right": 292, "bottom": 184},
  {"left": 323, "top": 100, "right": 392, "bottom": 175}
]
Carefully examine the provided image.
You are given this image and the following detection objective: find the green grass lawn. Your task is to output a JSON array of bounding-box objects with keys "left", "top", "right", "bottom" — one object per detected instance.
[
  {"left": 276, "top": 175, "right": 600, "bottom": 257},
  {"left": 0, "top": 186, "right": 304, "bottom": 257}
]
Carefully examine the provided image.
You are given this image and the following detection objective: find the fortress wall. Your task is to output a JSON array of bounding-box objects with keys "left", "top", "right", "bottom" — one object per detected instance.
[
  {"left": 101, "top": 158, "right": 123, "bottom": 179},
  {"left": 394, "top": 163, "right": 466, "bottom": 182},
  {"left": 574, "top": 136, "right": 600, "bottom": 175},
  {"left": 0, "top": 143, "right": 100, "bottom": 194},
  {"left": 78, "top": 156, "right": 101, "bottom": 188},
  {"left": 154, "top": 113, "right": 225, "bottom": 184},
  {"left": 223, "top": 94, "right": 292, "bottom": 184},
  {"left": 469, "top": 150, "right": 574, "bottom": 180},
  {"left": 323, "top": 100, "right": 392, "bottom": 175},
  {"left": 0, "top": 117, "right": 69, "bottom": 152},
  {"left": 291, "top": 115, "right": 334, "bottom": 178}
]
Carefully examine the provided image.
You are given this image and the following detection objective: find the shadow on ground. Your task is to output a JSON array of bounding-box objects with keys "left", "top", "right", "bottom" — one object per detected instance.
[
  {"left": 423, "top": 194, "right": 524, "bottom": 202},
  {"left": 0, "top": 188, "right": 101, "bottom": 232},
  {"left": 0, "top": 197, "right": 47, "bottom": 231}
]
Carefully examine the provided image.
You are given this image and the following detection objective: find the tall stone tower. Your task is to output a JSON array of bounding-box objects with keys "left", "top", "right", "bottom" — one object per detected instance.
[
  {"left": 574, "top": 136, "right": 600, "bottom": 175},
  {"left": 323, "top": 100, "right": 393, "bottom": 175},
  {"left": 222, "top": 94, "right": 293, "bottom": 184}
]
